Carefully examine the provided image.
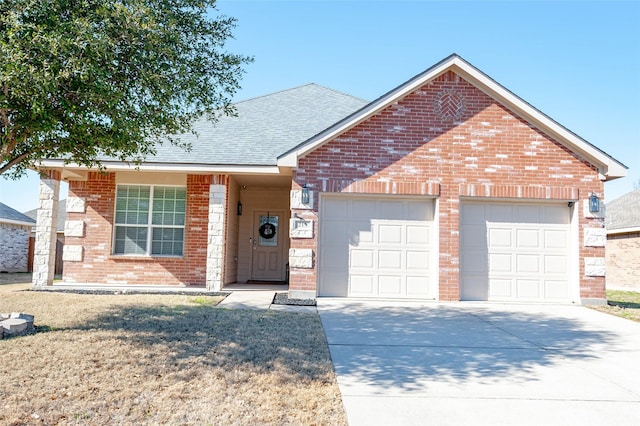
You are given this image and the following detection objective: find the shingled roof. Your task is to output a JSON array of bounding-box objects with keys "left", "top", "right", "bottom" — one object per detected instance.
[
  {"left": 142, "top": 83, "right": 368, "bottom": 166},
  {"left": 606, "top": 188, "right": 640, "bottom": 233},
  {"left": 0, "top": 202, "right": 36, "bottom": 226}
]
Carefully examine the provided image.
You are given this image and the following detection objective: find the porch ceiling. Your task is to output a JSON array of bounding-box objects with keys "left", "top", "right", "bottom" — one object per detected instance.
[{"left": 232, "top": 174, "right": 292, "bottom": 189}]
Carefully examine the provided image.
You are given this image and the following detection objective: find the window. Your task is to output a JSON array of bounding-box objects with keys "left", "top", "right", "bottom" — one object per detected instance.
[{"left": 113, "top": 185, "right": 186, "bottom": 256}]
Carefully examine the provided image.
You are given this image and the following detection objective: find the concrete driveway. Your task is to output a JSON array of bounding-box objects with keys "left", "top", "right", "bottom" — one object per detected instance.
[{"left": 317, "top": 299, "right": 640, "bottom": 426}]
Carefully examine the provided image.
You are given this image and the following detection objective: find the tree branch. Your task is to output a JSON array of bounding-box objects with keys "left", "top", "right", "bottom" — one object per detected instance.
[{"left": 0, "top": 150, "right": 31, "bottom": 175}]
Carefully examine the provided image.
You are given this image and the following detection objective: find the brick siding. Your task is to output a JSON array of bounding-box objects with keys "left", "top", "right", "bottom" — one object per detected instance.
[
  {"left": 63, "top": 172, "right": 228, "bottom": 286},
  {"left": 606, "top": 233, "right": 640, "bottom": 291},
  {"left": 291, "top": 70, "right": 605, "bottom": 300}
]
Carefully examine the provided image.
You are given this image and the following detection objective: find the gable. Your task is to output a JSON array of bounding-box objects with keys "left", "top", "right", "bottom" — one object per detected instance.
[
  {"left": 295, "top": 71, "right": 600, "bottom": 190},
  {"left": 279, "top": 54, "right": 626, "bottom": 182}
]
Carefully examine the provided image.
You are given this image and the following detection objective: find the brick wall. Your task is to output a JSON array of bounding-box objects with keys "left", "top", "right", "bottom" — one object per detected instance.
[
  {"left": 63, "top": 172, "right": 228, "bottom": 286},
  {"left": 606, "top": 233, "right": 640, "bottom": 290},
  {"left": 0, "top": 223, "right": 31, "bottom": 272},
  {"left": 291, "top": 70, "right": 605, "bottom": 300}
]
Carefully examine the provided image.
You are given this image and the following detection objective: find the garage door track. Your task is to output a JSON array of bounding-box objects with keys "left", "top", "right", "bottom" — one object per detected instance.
[{"left": 317, "top": 299, "right": 640, "bottom": 426}]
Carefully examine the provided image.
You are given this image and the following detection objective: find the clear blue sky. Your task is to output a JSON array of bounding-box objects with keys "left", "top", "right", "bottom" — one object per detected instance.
[{"left": 1, "top": 0, "right": 638, "bottom": 212}]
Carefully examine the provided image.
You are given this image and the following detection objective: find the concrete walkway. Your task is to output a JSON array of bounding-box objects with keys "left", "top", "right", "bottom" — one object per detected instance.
[
  {"left": 217, "top": 284, "right": 317, "bottom": 313},
  {"left": 317, "top": 299, "right": 640, "bottom": 426}
]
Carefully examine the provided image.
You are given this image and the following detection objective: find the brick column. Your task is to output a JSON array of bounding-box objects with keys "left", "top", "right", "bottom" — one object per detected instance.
[
  {"left": 32, "top": 171, "right": 61, "bottom": 288},
  {"left": 206, "top": 184, "right": 227, "bottom": 291}
]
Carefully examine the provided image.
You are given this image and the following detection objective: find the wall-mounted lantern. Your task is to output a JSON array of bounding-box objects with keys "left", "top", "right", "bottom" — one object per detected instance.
[
  {"left": 589, "top": 193, "right": 600, "bottom": 213},
  {"left": 301, "top": 185, "right": 310, "bottom": 205},
  {"left": 237, "top": 201, "right": 243, "bottom": 216}
]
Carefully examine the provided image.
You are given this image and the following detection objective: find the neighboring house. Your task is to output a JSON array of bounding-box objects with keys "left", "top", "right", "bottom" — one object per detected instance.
[
  {"left": 31, "top": 54, "right": 626, "bottom": 305},
  {"left": 24, "top": 200, "right": 66, "bottom": 275},
  {"left": 605, "top": 189, "right": 640, "bottom": 291},
  {"left": 0, "top": 202, "right": 36, "bottom": 273}
]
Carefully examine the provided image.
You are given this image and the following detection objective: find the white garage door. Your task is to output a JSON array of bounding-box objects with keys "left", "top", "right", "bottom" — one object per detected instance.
[
  {"left": 460, "top": 202, "right": 572, "bottom": 302},
  {"left": 319, "top": 195, "right": 436, "bottom": 299}
]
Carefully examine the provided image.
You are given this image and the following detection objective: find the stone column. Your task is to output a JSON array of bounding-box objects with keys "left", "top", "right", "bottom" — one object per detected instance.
[
  {"left": 205, "top": 184, "right": 227, "bottom": 291},
  {"left": 32, "top": 171, "right": 60, "bottom": 288}
]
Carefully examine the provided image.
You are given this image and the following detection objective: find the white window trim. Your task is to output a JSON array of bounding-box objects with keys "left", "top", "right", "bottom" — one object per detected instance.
[{"left": 112, "top": 184, "right": 186, "bottom": 257}]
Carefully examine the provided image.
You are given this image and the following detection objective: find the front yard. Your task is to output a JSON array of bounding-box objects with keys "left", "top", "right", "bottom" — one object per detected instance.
[{"left": 0, "top": 280, "right": 346, "bottom": 425}]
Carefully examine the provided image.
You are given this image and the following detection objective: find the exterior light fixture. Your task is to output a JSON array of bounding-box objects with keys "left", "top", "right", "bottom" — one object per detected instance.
[
  {"left": 589, "top": 193, "right": 600, "bottom": 213},
  {"left": 237, "top": 201, "right": 243, "bottom": 216},
  {"left": 301, "top": 185, "right": 310, "bottom": 205}
]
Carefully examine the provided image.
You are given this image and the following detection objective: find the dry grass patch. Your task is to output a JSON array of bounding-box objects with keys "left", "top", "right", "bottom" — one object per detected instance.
[
  {"left": 590, "top": 289, "right": 640, "bottom": 323},
  {"left": 0, "top": 283, "right": 346, "bottom": 425}
]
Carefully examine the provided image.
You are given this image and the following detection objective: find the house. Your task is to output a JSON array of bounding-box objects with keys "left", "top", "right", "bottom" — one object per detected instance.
[
  {"left": 0, "top": 202, "right": 36, "bottom": 273},
  {"left": 24, "top": 200, "right": 66, "bottom": 275},
  {"left": 605, "top": 189, "right": 640, "bottom": 291},
  {"left": 31, "top": 54, "right": 626, "bottom": 304}
]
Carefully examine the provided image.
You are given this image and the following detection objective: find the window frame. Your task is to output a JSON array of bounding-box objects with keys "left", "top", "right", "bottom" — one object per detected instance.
[{"left": 112, "top": 184, "right": 187, "bottom": 257}]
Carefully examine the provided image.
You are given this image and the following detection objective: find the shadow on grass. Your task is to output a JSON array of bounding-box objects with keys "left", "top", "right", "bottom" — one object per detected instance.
[
  {"left": 319, "top": 303, "right": 617, "bottom": 390},
  {"left": 70, "top": 305, "right": 329, "bottom": 381}
]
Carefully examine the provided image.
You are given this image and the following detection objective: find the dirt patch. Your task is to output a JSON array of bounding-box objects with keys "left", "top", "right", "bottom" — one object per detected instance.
[
  {"left": 0, "top": 283, "right": 346, "bottom": 425},
  {"left": 273, "top": 292, "right": 317, "bottom": 306}
]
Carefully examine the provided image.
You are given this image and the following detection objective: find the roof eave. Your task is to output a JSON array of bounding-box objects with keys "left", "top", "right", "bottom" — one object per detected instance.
[{"left": 38, "top": 160, "right": 288, "bottom": 176}]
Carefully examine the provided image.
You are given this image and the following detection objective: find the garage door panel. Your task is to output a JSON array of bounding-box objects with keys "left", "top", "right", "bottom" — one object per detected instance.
[
  {"left": 543, "top": 205, "right": 570, "bottom": 224},
  {"left": 406, "top": 201, "right": 434, "bottom": 221},
  {"left": 407, "top": 225, "right": 430, "bottom": 244},
  {"left": 406, "top": 250, "right": 428, "bottom": 270},
  {"left": 350, "top": 275, "right": 375, "bottom": 295},
  {"left": 378, "top": 276, "right": 402, "bottom": 296},
  {"left": 319, "top": 196, "right": 435, "bottom": 299},
  {"left": 489, "top": 228, "right": 513, "bottom": 248},
  {"left": 545, "top": 280, "right": 569, "bottom": 299},
  {"left": 350, "top": 249, "right": 374, "bottom": 268},
  {"left": 462, "top": 203, "right": 487, "bottom": 224},
  {"left": 379, "top": 201, "right": 404, "bottom": 220},
  {"left": 461, "top": 201, "right": 572, "bottom": 303},
  {"left": 544, "top": 229, "right": 569, "bottom": 249},
  {"left": 351, "top": 199, "right": 377, "bottom": 219},
  {"left": 490, "top": 253, "right": 513, "bottom": 273},
  {"left": 516, "top": 254, "right": 540, "bottom": 273},
  {"left": 350, "top": 221, "right": 373, "bottom": 244},
  {"left": 488, "top": 204, "right": 513, "bottom": 222},
  {"left": 516, "top": 279, "right": 541, "bottom": 298},
  {"left": 321, "top": 221, "right": 348, "bottom": 244},
  {"left": 462, "top": 250, "right": 487, "bottom": 273},
  {"left": 544, "top": 255, "right": 568, "bottom": 274},
  {"left": 517, "top": 229, "right": 541, "bottom": 249},
  {"left": 407, "top": 276, "right": 430, "bottom": 297},
  {"left": 323, "top": 198, "right": 348, "bottom": 219},
  {"left": 461, "top": 224, "right": 487, "bottom": 248},
  {"left": 320, "top": 271, "right": 348, "bottom": 297},
  {"left": 378, "top": 224, "right": 403, "bottom": 244},
  {"left": 378, "top": 250, "right": 402, "bottom": 269},
  {"left": 489, "top": 278, "right": 512, "bottom": 298}
]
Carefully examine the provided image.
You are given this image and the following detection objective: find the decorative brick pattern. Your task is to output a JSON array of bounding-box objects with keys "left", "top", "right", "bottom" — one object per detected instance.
[{"left": 290, "top": 70, "right": 606, "bottom": 301}]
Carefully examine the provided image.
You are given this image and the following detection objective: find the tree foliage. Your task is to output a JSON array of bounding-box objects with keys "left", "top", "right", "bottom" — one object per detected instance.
[{"left": 0, "top": 0, "right": 252, "bottom": 177}]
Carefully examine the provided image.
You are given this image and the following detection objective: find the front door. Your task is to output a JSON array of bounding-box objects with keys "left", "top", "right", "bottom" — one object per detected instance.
[{"left": 251, "top": 211, "right": 285, "bottom": 281}]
